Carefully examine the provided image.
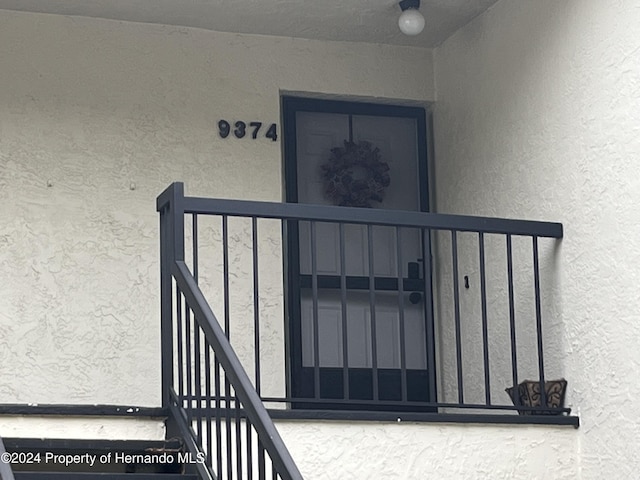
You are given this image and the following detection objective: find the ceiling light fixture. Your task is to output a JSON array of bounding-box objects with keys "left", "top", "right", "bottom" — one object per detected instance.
[{"left": 398, "top": 0, "right": 425, "bottom": 36}]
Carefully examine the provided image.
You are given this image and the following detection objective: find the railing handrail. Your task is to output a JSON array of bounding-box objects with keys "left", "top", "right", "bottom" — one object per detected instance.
[
  {"left": 179, "top": 195, "right": 563, "bottom": 238},
  {"left": 0, "top": 436, "right": 15, "bottom": 480},
  {"left": 171, "top": 260, "right": 304, "bottom": 480}
]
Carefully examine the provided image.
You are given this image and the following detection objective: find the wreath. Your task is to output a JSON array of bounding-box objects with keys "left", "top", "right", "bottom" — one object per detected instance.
[{"left": 320, "top": 140, "right": 390, "bottom": 208}]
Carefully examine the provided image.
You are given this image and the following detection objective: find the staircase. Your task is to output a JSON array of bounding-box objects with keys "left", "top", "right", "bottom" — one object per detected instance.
[{"left": 4, "top": 438, "right": 199, "bottom": 480}]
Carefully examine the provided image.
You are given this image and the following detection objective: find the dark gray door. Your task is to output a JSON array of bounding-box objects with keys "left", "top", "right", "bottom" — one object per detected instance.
[{"left": 283, "top": 98, "right": 433, "bottom": 409}]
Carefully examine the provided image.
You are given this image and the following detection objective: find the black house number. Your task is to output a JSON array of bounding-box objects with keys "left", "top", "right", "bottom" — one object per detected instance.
[{"left": 218, "top": 120, "right": 278, "bottom": 142}]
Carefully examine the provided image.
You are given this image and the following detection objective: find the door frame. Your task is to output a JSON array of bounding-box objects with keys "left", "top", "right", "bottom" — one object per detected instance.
[{"left": 281, "top": 95, "right": 435, "bottom": 410}]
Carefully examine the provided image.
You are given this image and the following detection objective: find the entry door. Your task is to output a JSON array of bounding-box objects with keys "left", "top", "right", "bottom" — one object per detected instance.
[{"left": 283, "top": 98, "right": 433, "bottom": 410}]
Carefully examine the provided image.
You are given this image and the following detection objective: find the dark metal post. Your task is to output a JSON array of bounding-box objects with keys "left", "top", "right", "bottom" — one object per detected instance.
[
  {"left": 532, "top": 236, "right": 547, "bottom": 408},
  {"left": 157, "top": 182, "right": 185, "bottom": 409},
  {"left": 478, "top": 233, "right": 491, "bottom": 405},
  {"left": 339, "top": 223, "right": 350, "bottom": 400},
  {"left": 396, "top": 227, "right": 408, "bottom": 402},
  {"left": 422, "top": 228, "right": 438, "bottom": 405},
  {"left": 252, "top": 217, "right": 262, "bottom": 395},
  {"left": 222, "top": 215, "right": 231, "bottom": 337},
  {"left": 0, "top": 436, "right": 15, "bottom": 480},
  {"left": 367, "top": 225, "right": 379, "bottom": 401},
  {"left": 310, "top": 221, "right": 321, "bottom": 398},
  {"left": 451, "top": 230, "right": 464, "bottom": 404},
  {"left": 506, "top": 235, "right": 519, "bottom": 392}
]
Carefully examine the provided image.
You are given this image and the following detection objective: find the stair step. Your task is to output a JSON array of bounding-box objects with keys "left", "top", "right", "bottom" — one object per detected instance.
[
  {"left": 14, "top": 474, "right": 199, "bottom": 479},
  {"left": 3, "top": 438, "right": 184, "bottom": 452}
]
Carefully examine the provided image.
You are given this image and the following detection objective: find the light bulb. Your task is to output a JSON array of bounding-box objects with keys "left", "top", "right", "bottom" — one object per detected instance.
[{"left": 398, "top": 8, "right": 425, "bottom": 36}]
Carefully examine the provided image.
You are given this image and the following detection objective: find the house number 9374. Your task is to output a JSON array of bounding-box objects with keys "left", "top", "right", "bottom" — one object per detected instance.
[{"left": 218, "top": 120, "right": 278, "bottom": 142}]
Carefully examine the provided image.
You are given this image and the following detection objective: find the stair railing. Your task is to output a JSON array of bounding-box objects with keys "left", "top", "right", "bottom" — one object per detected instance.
[
  {"left": 158, "top": 183, "right": 303, "bottom": 480},
  {"left": 0, "top": 436, "right": 15, "bottom": 480}
]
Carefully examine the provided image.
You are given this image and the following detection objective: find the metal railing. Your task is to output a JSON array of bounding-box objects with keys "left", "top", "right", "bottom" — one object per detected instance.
[
  {"left": 0, "top": 436, "right": 15, "bottom": 480},
  {"left": 159, "top": 181, "right": 576, "bottom": 450},
  {"left": 159, "top": 183, "right": 303, "bottom": 480}
]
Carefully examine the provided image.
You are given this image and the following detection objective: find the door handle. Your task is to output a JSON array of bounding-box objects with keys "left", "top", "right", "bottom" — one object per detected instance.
[
  {"left": 408, "top": 261, "right": 420, "bottom": 279},
  {"left": 407, "top": 260, "right": 423, "bottom": 304},
  {"left": 409, "top": 292, "right": 422, "bottom": 304}
]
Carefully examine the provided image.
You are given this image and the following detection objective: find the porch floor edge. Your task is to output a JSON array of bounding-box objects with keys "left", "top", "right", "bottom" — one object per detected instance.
[
  {"left": 0, "top": 404, "right": 579, "bottom": 427},
  {"left": 267, "top": 409, "right": 580, "bottom": 427},
  {"left": 0, "top": 404, "right": 167, "bottom": 418}
]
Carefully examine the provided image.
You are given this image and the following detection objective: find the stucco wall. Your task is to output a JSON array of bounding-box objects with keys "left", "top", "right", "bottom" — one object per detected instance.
[
  {"left": 434, "top": 0, "right": 640, "bottom": 477},
  {"left": 0, "top": 5, "right": 587, "bottom": 479},
  {"left": 0, "top": 10, "right": 433, "bottom": 406},
  {"left": 278, "top": 420, "right": 577, "bottom": 480},
  {"left": 0, "top": 416, "right": 165, "bottom": 440},
  {"left": 187, "top": 418, "right": 578, "bottom": 480}
]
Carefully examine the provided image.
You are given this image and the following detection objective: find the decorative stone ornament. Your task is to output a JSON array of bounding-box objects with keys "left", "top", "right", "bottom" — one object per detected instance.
[
  {"left": 321, "top": 140, "right": 390, "bottom": 208},
  {"left": 505, "top": 379, "right": 568, "bottom": 415}
]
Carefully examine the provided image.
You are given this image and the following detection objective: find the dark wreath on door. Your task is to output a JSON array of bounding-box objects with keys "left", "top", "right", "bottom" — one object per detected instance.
[{"left": 282, "top": 96, "right": 436, "bottom": 412}]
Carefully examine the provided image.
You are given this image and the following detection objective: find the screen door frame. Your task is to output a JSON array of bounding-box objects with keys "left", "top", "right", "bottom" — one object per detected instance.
[{"left": 281, "top": 95, "right": 436, "bottom": 411}]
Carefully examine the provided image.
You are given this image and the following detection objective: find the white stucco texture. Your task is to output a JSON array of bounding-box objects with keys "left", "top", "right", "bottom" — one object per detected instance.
[
  {"left": 0, "top": 9, "right": 434, "bottom": 407},
  {"left": 0, "top": 416, "right": 165, "bottom": 440},
  {"left": 277, "top": 420, "right": 577, "bottom": 480},
  {"left": 3, "top": 0, "right": 639, "bottom": 476},
  {"left": 434, "top": 0, "right": 640, "bottom": 478}
]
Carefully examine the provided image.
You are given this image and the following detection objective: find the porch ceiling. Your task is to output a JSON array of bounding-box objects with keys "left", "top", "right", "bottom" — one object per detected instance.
[{"left": 0, "top": 0, "right": 498, "bottom": 47}]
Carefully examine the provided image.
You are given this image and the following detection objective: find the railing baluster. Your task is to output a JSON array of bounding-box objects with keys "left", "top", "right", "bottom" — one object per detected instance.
[
  {"left": 204, "top": 338, "right": 213, "bottom": 471},
  {"left": 194, "top": 324, "right": 203, "bottom": 443},
  {"left": 507, "top": 234, "right": 519, "bottom": 391},
  {"left": 246, "top": 421, "right": 253, "bottom": 479},
  {"left": 396, "top": 227, "right": 407, "bottom": 402},
  {"left": 222, "top": 215, "right": 232, "bottom": 478},
  {"left": 0, "top": 436, "right": 15, "bottom": 480},
  {"left": 258, "top": 440, "right": 266, "bottom": 480},
  {"left": 367, "top": 225, "right": 379, "bottom": 401},
  {"left": 252, "top": 217, "right": 261, "bottom": 395},
  {"left": 192, "top": 213, "right": 203, "bottom": 442},
  {"left": 310, "top": 221, "right": 320, "bottom": 399},
  {"left": 193, "top": 214, "right": 199, "bottom": 281},
  {"left": 422, "top": 228, "right": 437, "bottom": 404},
  {"left": 478, "top": 232, "right": 491, "bottom": 405},
  {"left": 235, "top": 397, "right": 242, "bottom": 480},
  {"left": 214, "top": 356, "right": 223, "bottom": 478},
  {"left": 176, "top": 288, "right": 184, "bottom": 402},
  {"left": 225, "top": 383, "right": 232, "bottom": 480},
  {"left": 185, "top": 303, "right": 193, "bottom": 418},
  {"left": 532, "top": 236, "right": 546, "bottom": 409},
  {"left": 339, "top": 223, "right": 349, "bottom": 400},
  {"left": 222, "top": 215, "right": 230, "bottom": 338},
  {"left": 451, "top": 230, "right": 464, "bottom": 404}
]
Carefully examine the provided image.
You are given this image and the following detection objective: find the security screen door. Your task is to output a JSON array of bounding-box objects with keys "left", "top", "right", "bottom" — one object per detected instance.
[{"left": 283, "top": 97, "right": 434, "bottom": 410}]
